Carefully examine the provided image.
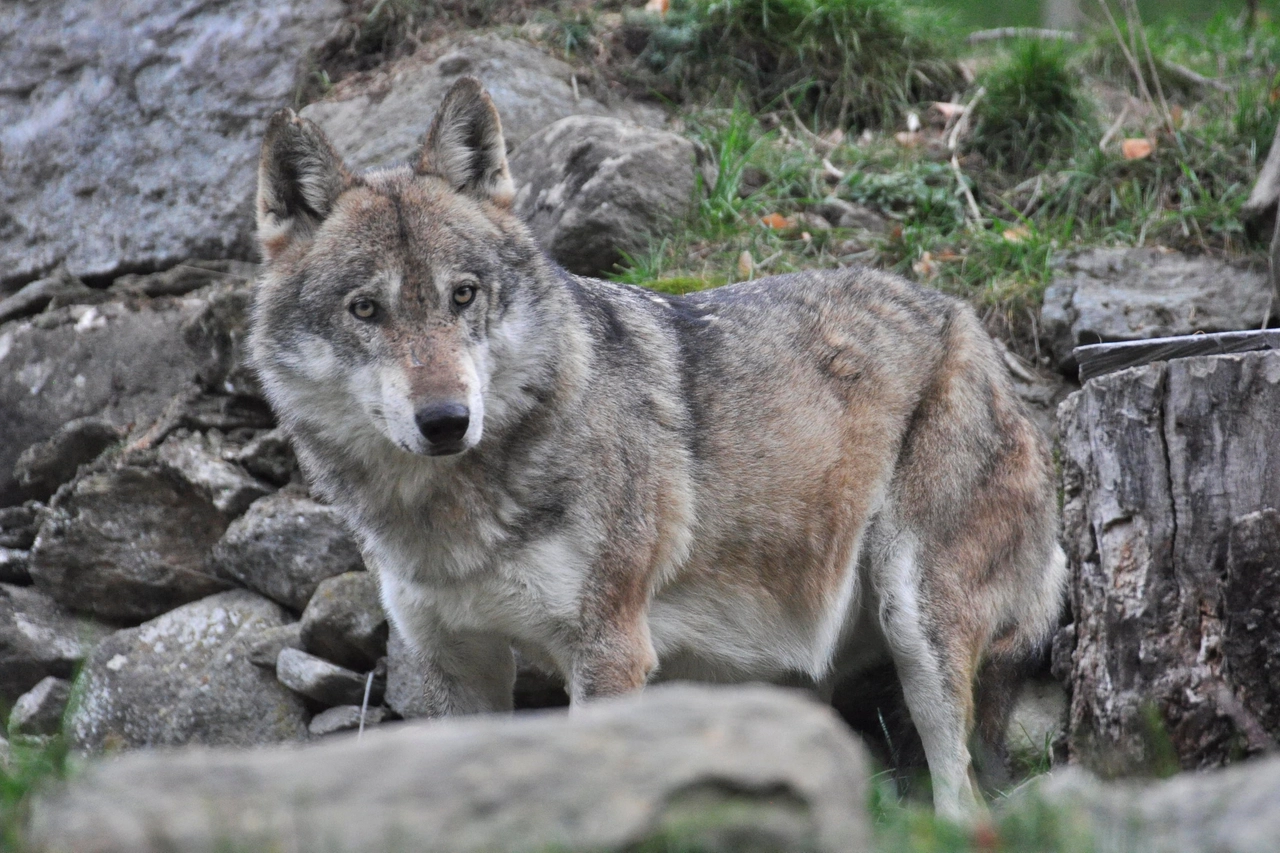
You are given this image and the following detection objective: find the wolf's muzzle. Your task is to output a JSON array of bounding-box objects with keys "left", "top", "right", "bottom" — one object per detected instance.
[{"left": 416, "top": 403, "right": 470, "bottom": 454}]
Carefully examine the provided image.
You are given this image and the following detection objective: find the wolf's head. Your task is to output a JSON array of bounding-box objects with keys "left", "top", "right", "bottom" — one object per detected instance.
[{"left": 250, "top": 78, "right": 560, "bottom": 461}]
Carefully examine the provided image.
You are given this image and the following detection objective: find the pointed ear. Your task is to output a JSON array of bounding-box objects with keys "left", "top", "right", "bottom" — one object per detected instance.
[
  {"left": 416, "top": 77, "right": 514, "bottom": 207},
  {"left": 256, "top": 109, "right": 355, "bottom": 262}
]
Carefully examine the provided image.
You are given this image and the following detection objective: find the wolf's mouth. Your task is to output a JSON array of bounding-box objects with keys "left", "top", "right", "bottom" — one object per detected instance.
[{"left": 425, "top": 442, "right": 467, "bottom": 457}]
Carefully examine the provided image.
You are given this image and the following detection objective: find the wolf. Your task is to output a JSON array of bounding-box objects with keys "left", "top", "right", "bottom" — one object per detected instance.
[{"left": 249, "top": 77, "right": 1066, "bottom": 817}]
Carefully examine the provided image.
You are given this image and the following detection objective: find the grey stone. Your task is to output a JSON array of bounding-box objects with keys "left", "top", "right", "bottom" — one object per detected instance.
[
  {"left": 301, "top": 34, "right": 664, "bottom": 174},
  {"left": 210, "top": 491, "right": 364, "bottom": 612},
  {"left": 0, "top": 583, "right": 110, "bottom": 704},
  {"left": 154, "top": 430, "right": 271, "bottom": 517},
  {"left": 1009, "top": 756, "right": 1280, "bottom": 853},
  {"left": 511, "top": 115, "right": 715, "bottom": 276},
  {"left": 814, "top": 198, "right": 890, "bottom": 233},
  {"left": 229, "top": 428, "right": 297, "bottom": 486},
  {"left": 12, "top": 416, "right": 122, "bottom": 501},
  {"left": 0, "top": 282, "right": 252, "bottom": 506},
  {"left": 110, "top": 260, "right": 259, "bottom": 299},
  {"left": 29, "top": 461, "right": 234, "bottom": 623},
  {"left": 8, "top": 676, "right": 71, "bottom": 738},
  {"left": 0, "top": 548, "right": 29, "bottom": 584},
  {"left": 245, "top": 622, "right": 304, "bottom": 669},
  {"left": 1057, "top": 351, "right": 1280, "bottom": 774},
  {"left": 1041, "top": 248, "right": 1272, "bottom": 370},
  {"left": 1006, "top": 678, "right": 1067, "bottom": 768},
  {"left": 67, "top": 590, "right": 309, "bottom": 751},
  {"left": 276, "top": 647, "right": 381, "bottom": 708},
  {"left": 0, "top": 270, "right": 97, "bottom": 325},
  {"left": 307, "top": 704, "right": 386, "bottom": 737},
  {"left": 32, "top": 684, "right": 872, "bottom": 853},
  {"left": 0, "top": 503, "right": 39, "bottom": 549},
  {"left": 300, "top": 571, "right": 387, "bottom": 672},
  {"left": 0, "top": 0, "right": 346, "bottom": 290}
]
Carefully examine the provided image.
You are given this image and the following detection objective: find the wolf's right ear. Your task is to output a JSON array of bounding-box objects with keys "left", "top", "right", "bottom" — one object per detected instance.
[{"left": 257, "top": 109, "right": 354, "bottom": 262}]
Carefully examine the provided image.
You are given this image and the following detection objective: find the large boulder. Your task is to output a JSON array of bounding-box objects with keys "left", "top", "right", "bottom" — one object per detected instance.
[
  {"left": 300, "top": 34, "right": 664, "bottom": 173},
  {"left": 300, "top": 571, "right": 386, "bottom": 672},
  {"left": 0, "top": 0, "right": 344, "bottom": 290},
  {"left": 511, "top": 115, "right": 715, "bottom": 276},
  {"left": 1057, "top": 350, "right": 1280, "bottom": 774},
  {"left": 1009, "top": 755, "right": 1280, "bottom": 853},
  {"left": 0, "top": 583, "right": 111, "bottom": 705},
  {"left": 0, "top": 274, "right": 255, "bottom": 506},
  {"left": 67, "top": 590, "right": 309, "bottom": 751},
  {"left": 1040, "top": 248, "right": 1273, "bottom": 371},
  {"left": 29, "top": 452, "right": 237, "bottom": 623},
  {"left": 210, "top": 490, "right": 365, "bottom": 612},
  {"left": 34, "top": 684, "right": 872, "bottom": 853}
]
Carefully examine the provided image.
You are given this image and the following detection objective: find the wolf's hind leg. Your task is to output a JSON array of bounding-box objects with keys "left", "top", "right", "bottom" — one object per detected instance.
[{"left": 877, "top": 536, "right": 982, "bottom": 820}]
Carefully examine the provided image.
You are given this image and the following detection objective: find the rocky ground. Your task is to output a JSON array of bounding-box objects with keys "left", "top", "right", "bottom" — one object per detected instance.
[{"left": 2, "top": 1, "right": 1280, "bottom": 851}]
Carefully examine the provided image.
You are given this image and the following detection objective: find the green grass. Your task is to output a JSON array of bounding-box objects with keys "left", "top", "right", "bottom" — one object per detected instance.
[{"left": 0, "top": 735, "right": 69, "bottom": 852}]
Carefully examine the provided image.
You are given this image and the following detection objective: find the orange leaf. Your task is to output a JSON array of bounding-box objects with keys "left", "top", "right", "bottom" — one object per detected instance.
[
  {"left": 1002, "top": 225, "right": 1031, "bottom": 243},
  {"left": 1122, "top": 138, "right": 1154, "bottom": 160},
  {"left": 644, "top": 0, "right": 669, "bottom": 14},
  {"left": 761, "top": 213, "right": 794, "bottom": 229}
]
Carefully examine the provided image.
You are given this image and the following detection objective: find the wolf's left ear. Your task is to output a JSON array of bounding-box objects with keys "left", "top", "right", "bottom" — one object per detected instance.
[
  {"left": 257, "top": 109, "right": 355, "bottom": 262},
  {"left": 416, "top": 77, "right": 515, "bottom": 207}
]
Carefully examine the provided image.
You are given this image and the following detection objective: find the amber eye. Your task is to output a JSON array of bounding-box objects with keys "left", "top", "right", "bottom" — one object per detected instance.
[
  {"left": 349, "top": 298, "right": 378, "bottom": 320},
  {"left": 452, "top": 284, "right": 477, "bottom": 307}
]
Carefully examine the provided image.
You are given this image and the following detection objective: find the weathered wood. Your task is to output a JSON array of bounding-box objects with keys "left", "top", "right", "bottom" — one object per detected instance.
[
  {"left": 1057, "top": 350, "right": 1280, "bottom": 775},
  {"left": 1074, "top": 329, "right": 1280, "bottom": 384}
]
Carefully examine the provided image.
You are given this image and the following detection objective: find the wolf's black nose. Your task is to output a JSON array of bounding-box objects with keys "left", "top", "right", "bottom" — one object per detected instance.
[{"left": 416, "top": 403, "right": 470, "bottom": 447}]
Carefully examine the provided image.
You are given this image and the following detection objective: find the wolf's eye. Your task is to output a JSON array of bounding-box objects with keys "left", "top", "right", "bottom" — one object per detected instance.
[
  {"left": 349, "top": 298, "right": 378, "bottom": 320},
  {"left": 452, "top": 284, "right": 477, "bottom": 307}
]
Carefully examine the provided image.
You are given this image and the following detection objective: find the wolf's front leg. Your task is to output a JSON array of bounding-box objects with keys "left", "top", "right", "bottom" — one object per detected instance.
[{"left": 567, "top": 607, "right": 658, "bottom": 706}]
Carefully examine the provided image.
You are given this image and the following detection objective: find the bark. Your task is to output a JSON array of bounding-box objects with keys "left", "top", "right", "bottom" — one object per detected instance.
[{"left": 1057, "top": 351, "right": 1280, "bottom": 775}]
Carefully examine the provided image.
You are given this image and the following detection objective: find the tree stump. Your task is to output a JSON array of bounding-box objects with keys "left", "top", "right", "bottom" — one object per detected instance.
[{"left": 1057, "top": 351, "right": 1280, "bottom": 775}]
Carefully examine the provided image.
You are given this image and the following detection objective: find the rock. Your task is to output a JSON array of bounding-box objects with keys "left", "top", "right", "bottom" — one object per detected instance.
[
  {"left": 0, "top": 503, "right": 39, "bottom": 549},
  {"left": 109, "top": 260, "right": 258, "bottom": 299},
  {"left": 210, "top": 491, "right": 364, "bottom": 612},
  {"left": 0, "top": 583, "right": 110, "bottom": 704},
  {"left": 67, "top": 590, "right": 309, "bottom": 751},
  {"left": 1057, "top": 351, "right": 1280, "bottom": 774},
  {"left": 276, "top": 647, "right": 381, "bottom": 707},
  {"left": 0, "top": 0, "right": 346, "bottom": 290},
  {"left": 1009, "top": 756, "right": 1280, "bottom": 853},
  {"left": 1006, "top": 678, "right": 1068, "bottom": 770},
  {"left": 0, "top": 270, "right": 97, "bottom": 325},
  {"left": 29, "top": 460, "right": 234, "bottom": 623},
  {"left": 32, "top": 684, "right": 872, "bottom": 853},
  {"left": 814, "top": 198, "right": 890, "bottom": 233},
  {"left": 229, "top": 428, "right": 297, "bottom": 486},
  {"left": 307, "top": 704, "right": 386, "bottom": 737},
  {"left": 300, "top": 572, "right": 387, "bottom": 672},
  {"left": 511, "top": 115, "right": 715, "bottom": 276},
  {"left": 1041, "top": 248, "right": 1273, "bottom": 371},
  {"left": 300, "top": 34, "right": 664, "bottom": 173},
  {"left": 154, "top": 430, "right": 271, "bottom": 517},
  {"left": 8, "top": 676, "right": 71, "bottom": 738},
  {"left": 0, "top": 281, "right": 252, "bottom": 506},
  {"left": 12, "top": 416, "right": 122, "bottom": 501},
  {"left": 245, "top": 622, "right": 304, "bottom": 669},
  {"left": 0, "top": 548, "right": 29, "bottom": 585}
]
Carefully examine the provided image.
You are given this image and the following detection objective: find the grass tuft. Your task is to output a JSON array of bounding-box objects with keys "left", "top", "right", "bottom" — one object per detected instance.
[{"left": 969, "top": 39, "right": 1096, "bottom": 175}]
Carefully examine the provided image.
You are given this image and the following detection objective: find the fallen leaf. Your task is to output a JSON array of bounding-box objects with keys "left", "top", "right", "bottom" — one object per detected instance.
[
  {"left": 932, "top": 101, "right": 965, "bottom": 121},
  {"left": 906, "top": 111, "right": 921, "bottom": 133},
  {"left": 912, "top": 251, "right": 936, "bottom": 279},
  {"left": 760, "top": 213, "right": 794, "bottom": 229},
  {"left": 737, "top": 250, "right": 754, "bottom": 278},
  {"left": 1002, "top": 225, "right": 1031, "bottom": 243},
  {"left": 800, "top": 231, "right": 812, "bottom": 243},
  {"left": 894, "top": 131, "right": 923, "bottom": 148},
  {"left": 823, "top": 128, "right": 844, "bottom": 147},
  {"left": 1122, "top": 137, "right": 1154, "bottom": 160},
  {"left": 644, "top": 0, "right": 669, "bottom": 14}
]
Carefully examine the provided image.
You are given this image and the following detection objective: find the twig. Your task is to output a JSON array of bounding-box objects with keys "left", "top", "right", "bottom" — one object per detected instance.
[
  {"left": 1019, "top": 174, "right": 1045, "bottom": 218},
  {"left": 1099, "top": 102, "right": 1132, "bottom": 151},
  {"left": 966, "top": 27, "right": 1081, "bottom": 45},
  {"left": 947, "top": 86, "right": 985, "bottom": 152},
  {"left": 1094, "top": 0, "right": 1156, "bottom": 109},
  {"left": 786, "top": 107, "right": 837, "bottom": 154},
  {"left": 952, "top": 153, "right": 984, "bottom": 224},
  {"left": 947, "top": 87, "right": 986, "bottom": 226},
  {"left": 1123, "top": 0, "right": 1175, "bottom": 135},
  {"left": 1162, "top": 60, "right": 1232, "bottom": 93},
  {"left": 358, "top": 670, "right": 374, "bottom": 741}
]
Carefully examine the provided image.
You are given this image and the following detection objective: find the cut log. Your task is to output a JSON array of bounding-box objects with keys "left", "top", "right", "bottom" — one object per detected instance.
[{"left": 1057, "top": 350, "right": 1280, "bottom": 775}]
